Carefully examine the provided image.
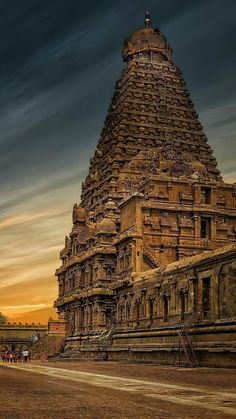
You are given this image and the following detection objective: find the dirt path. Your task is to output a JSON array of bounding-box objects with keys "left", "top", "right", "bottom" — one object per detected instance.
[{"left": 2, "top": 363, "right": 236, "bottom": 418}]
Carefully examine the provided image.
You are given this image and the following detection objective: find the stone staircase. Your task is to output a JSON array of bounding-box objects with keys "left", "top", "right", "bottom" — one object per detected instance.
[
  {"left": 31, "top": 334, "right": 65, "bottom": 360},
  {"left": 143, "top": 248, "right": 159, "bottom": 268},
  {"left": 55, "top": 327, "right": 117, "bottom": 361}
]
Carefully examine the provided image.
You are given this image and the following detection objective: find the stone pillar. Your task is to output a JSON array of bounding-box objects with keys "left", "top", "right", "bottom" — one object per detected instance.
[
  {"left": 97, "top": 262, "right": 106, "bottom": 281},
  {"left": 68, "top": 310, "right": 75, "bottom": 336},
  {"left": 212, "top": 217, "right": 218, "bottom": 239},
  {"left": 170, "top": 282, "right": 177, "bottom": 313},
  {"left": 146, "top": 298, "right": 151, "bottom": 321},
  {"left": 92, "top": 303, "right": 98, "bottom": 329},
  {"left": 79, "top": 306, "right": 84, "bottom": 330},
  {"left": 193, "top": 215, "right": 200, "bottom": 238},
  {"left": 76, "top": 270, "right": 81, "bottom": 288},
  {"left": 184, "top": 292, "right": 188, "bottom": 314},
  {"left": 167, "top": 182, "right": 173, "bottom": 201},
  {"left": 96, "top": 302, "right": 106, "bottom": 328},
  {"left": 212, "top": 187, "right": 217, "bottom": 206},
  {"left": 136, "top": 197, "right": 143, "bottom": 234},
  {"left": 169, "top": 284, "right": 175, "bottom": 314},
  {"left": 74, "top": 307, "right": 80, "bottom": 334},
  {"left": 155, "top": 286, "right": 161, "bottom": 317},
  {"left": 198, "top": 277, "right": 203, "bottom": 315},
  {"left": 211, "top": 272, "right": 218, "bottom": 321},
  {"left": 188, "top": 278, "right": 195, "bottom": 311},
  {"left": 193, "top": 185, "right": 201, "bottom": 204},
  {"left": 84, "top": 305, "right": 89, "bottom": 329},
  {"left": 135, "top": 238, "right": 143, "bottom": 273},
  {"left": 89, "top": 304, "right": 93, "bottom": 327}
]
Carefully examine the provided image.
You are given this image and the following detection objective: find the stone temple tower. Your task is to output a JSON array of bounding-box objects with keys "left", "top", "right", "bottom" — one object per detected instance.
[{"left": 54, "top": 13, "right": 236, "bottom": 352}]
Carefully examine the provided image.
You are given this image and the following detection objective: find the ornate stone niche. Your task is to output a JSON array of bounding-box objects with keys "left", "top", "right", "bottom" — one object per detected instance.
[
  {"left": 217, "top": 194, "right": 227, "bottom": 207},
  {"left": 178, "top": 216, "right": 194, "bottom": 229},
  {"left": 156, "top": 189, "right": 169, "bottom": 200},
  {"left": 179, "top": 191, "right": 193, "bottom": 203},
  {"left": 160, "top": 213, "right": 172, "bottom": 228}
]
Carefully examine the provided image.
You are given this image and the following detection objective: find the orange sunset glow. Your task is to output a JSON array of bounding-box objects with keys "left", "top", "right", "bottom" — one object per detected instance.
[{"left": 1, "top": 2, "right": 236, "bottom": 325}]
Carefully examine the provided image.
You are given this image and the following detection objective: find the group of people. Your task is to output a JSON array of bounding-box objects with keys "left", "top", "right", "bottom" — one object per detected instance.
[{"left": 1, "top": 349, "right": 30, "bottom": 363}]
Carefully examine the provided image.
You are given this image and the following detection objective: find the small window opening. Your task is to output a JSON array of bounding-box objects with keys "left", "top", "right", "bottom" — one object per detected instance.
[
  {"left": 201, "top": 187, "right": 211, "bottom": 204},
  {"left": 180, "top": 293, "right": 185, "bottom": 321},
  {"left": 163, "top": 296, "right": 169, "bottom": 322},
  {"left": 201, "top": 218, "right": 211, "bottom": 239},
  {"left": 202, "top": 277, "right": 211, "bottom": 318},
  {"left": 149, "top": 299, "right": 154, "bottom": 323}
]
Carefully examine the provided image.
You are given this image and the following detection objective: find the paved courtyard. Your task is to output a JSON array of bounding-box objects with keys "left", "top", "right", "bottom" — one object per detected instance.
[{"left": 0, "top": 361, "right": 236, "bottom": 418}]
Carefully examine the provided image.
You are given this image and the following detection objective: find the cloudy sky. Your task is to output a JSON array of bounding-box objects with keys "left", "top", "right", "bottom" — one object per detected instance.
[{"left": 0, "top": 0, "right": 235, "bottom": 321}]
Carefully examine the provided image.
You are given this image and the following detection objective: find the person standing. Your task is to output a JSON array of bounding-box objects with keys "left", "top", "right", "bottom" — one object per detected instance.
[
  {"left": 25, "top": 349, "right": 29, "bottom": 362},
  {"left": 5, "top": 351, "right": 10, "bottom": 363},
  {"left": 22, "top": 349, "right": 29, "bottom": 362},
  {"left": 40, "top": 350, "right": 47, "bottom": 363}
]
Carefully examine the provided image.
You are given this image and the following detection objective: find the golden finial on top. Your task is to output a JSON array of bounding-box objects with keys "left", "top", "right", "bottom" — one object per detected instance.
[{"left": 144, "top": 10, "right": 151, "bottom": 27}]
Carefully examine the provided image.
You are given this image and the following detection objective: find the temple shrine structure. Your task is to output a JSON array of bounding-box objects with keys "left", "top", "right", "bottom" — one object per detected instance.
[{"left": 54, "top": 13, "right": 236, "bottom": 366}]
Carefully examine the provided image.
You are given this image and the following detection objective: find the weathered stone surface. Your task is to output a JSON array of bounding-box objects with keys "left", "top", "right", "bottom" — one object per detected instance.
[
  {"left": 0, "top": 324, "right": 47, "bottom": 352},
  {"left": 54, "top": 13, "right": 236, "bottom": 365}
]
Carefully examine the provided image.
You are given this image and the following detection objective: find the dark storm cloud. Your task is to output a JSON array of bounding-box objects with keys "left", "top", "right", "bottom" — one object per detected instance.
[{"left": 0, "top": 0, "right": 235, "bottom": 316}]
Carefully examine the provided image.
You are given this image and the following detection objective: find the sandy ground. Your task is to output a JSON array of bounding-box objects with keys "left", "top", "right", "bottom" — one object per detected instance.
[{"left": 0, "top": 361, "right": 236, "bottom": 419}]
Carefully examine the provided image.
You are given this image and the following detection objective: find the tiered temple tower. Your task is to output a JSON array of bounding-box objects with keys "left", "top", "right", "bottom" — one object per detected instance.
[{"left": 54, "top": 13, "right": 236, "bottom": 354}]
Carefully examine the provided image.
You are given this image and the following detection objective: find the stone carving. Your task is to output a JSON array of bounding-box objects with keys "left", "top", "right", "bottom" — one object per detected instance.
[
  {"left": 124, "top": 178, "right": 143, "bottom": 191},
  {"left": 54, "top": 12, "right": 236, "bottom": 363}
]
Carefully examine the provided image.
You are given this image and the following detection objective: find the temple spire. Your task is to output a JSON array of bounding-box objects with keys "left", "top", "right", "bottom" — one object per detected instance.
[{"left": 144, "top": 10, "right": 151, "bottom": 28}]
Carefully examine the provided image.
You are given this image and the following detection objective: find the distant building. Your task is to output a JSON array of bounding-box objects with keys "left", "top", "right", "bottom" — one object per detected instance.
[
  {"left": 48, "top": 312, "right": 67, "bottom": 336},
  {"left": 0, "top": 323, "right": 47, "bottom": 352},
  {"left": 54, "top": 12, "right": 236, "bottom": 366}
]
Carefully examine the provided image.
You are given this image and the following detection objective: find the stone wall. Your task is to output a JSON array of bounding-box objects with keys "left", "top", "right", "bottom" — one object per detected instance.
[
  {"left": 0, "top": 324, "right": 47, "bottom": 351},
  {"left": 54, "top": 14, "right": 236, "bottom": 367},
  {"left": 108, "top": 244, "right": 236, "bottom": 366},
  {"left": 115, "top": 244, "right": 236, "bottom": 328}
]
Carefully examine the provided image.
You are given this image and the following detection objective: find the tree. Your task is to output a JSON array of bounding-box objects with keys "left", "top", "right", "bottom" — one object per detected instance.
[{"left": 0, "top": 312, "right": 8, "bottom": 324}]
